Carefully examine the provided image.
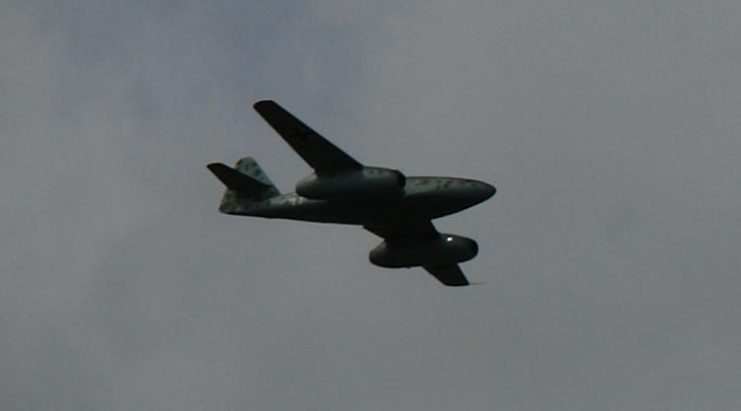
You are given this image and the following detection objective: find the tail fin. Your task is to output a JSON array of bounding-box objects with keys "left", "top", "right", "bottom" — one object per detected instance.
[
  {"left": 207, "top": 157, "right": 280, "bottom": 206},
  {"left": 233, "top": 157, "right": 279, "bottom": 191}
]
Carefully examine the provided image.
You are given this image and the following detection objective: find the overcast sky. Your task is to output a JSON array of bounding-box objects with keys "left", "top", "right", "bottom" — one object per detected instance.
[{"left": 2, "top": 1, "right": 740, "bottom": 410}]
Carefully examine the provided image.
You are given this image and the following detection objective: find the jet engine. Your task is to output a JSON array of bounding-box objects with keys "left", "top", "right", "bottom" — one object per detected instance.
[
  {"left": 296, "top": 167, "right": 405, "bottom": 199},
  {"left": 369, "top": 234, "right": 478, "bottom": 268}
]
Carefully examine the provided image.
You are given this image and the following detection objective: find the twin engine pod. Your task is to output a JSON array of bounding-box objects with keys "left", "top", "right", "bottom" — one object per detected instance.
[
  {"left": 369, "top": 234, "right": 479, "bottom": 268},
  {"left": 296, "top": 167, "right": 405, "bottom": 199}
]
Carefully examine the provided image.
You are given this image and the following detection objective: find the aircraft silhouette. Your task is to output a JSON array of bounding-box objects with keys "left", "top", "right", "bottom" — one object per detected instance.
[{"left": 208, "top": 101, "right": 495, "bottom": 286}]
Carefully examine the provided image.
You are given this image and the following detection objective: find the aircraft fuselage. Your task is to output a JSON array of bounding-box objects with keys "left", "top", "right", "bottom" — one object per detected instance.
[{"left": 220, "top": 176, "right": 495, "bottom": 225}]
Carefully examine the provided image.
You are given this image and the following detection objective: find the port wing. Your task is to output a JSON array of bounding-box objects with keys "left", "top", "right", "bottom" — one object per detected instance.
[{"left": 253, "top": 100, "right": 363, "bottom": 173}]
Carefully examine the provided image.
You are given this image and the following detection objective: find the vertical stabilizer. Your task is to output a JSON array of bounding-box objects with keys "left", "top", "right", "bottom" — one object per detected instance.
[
  {"left": 207, "top": 158, "right": 280, "bottom": 213},
  {"left": 234, "top": 157, "right": 279, "bottom": 191}
]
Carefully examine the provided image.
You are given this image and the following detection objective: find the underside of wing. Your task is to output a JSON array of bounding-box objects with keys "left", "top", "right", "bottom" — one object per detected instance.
[
  {"left": 364, "top": 219, "right": 439, "bottom": 245},
  {"left": 253, "top": 100, "right": 363, "bottom": 173},
  {"left": 423, "top": 264, "right": 470, "bottom": 286},
  {"left": 364, "top": 220, "right": 472, "bottom": 286}
]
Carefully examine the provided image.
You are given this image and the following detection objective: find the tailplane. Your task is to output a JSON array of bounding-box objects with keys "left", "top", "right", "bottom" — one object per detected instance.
[{"left": 207, "top": 157, "right": 280, "bottom": 210}]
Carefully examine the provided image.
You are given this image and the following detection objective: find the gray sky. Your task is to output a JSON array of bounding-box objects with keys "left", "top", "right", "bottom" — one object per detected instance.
[{"left": 2, "top": 1, "right": 740, "bottom": 410}]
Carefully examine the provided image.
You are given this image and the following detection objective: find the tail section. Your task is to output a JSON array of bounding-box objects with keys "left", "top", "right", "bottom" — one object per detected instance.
[
  {"left": 207, "top": 157, "right": 280, "bottom": 213},
  {"left": 233, "top": 157, "right": 279, "bottom": 191}
]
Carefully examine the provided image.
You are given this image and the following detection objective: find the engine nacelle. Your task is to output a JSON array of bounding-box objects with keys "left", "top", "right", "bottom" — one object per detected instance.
[
  {"left": 369, "top": 234, "right": 478, "bottom": 268},
  {"left": 296, "top": 167, "right": 405, "bottom": 199}
]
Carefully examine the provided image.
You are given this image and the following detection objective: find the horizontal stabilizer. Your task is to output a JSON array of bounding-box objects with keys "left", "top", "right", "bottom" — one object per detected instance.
[{"left": 207, "top": 163, "right": 273, "bottom": 196}]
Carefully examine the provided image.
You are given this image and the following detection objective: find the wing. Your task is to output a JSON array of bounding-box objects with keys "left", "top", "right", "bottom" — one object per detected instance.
[
  {"left": 364, "top": 219, "right": 439, "bottom": 245},
  {"left": 253, "top": 100, "right": 363, "bottom": 173},
  {"left": 423, "top": 264, "right": 470, "bottom": 287},
  {"left": 364, "top": 220, "right": 471, "bottom": 286}
]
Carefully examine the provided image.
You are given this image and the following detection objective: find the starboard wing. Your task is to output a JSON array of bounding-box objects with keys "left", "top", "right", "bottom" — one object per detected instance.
[
  {"left": 253, "top": 100, "right": 363, "bottom": 173},
  {"left": 364, "top": 220, "right": 471, "bottom": 286},
  {"left": 363, "top": 219, "right": 439, "bottom": 245},
  {"left": 422, "top": 264, "right": 470, "bottom": 287}
]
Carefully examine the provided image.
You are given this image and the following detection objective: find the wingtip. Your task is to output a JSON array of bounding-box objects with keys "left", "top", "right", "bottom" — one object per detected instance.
[
  {"left": 206, "top": 162, "right": 226, "bottom": 172},
  {"left": 253, "top": 100, "right": 277, "bottom": 111}
]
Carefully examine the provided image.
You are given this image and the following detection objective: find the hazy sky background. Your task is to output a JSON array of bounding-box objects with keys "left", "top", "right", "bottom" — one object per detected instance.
[{"left": 2, "top": 1, "right": 740, "bottom": 410}]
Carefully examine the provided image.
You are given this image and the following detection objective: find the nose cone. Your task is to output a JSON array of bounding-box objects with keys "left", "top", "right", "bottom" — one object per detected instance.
[
  {"left": 478, "top": 181, "right": 496, "bottom": 201},
  {"left": 458, "top": 180, "right": 496, "bottom": 209}
]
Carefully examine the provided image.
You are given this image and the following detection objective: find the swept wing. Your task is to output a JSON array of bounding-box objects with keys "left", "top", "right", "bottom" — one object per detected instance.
[
  {"left": 422, "top": 264, "right": 470, "bottom": 287},
  {"left": 253, "top": 100, "right": 363, "bottom": 173},
  {"left": 364, "top": 220, "right": 471, "bottom": 286}
]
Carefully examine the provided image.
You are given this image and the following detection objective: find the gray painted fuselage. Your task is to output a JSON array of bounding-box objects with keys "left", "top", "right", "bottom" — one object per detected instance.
[{"left": 221, "top": 176, "right": 495, "bottom": 225}]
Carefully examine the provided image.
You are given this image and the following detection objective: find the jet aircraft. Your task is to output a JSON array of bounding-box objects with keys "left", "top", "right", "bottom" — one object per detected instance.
[{"left": 208, "top": 101, "right": 495, "bottom": 286}]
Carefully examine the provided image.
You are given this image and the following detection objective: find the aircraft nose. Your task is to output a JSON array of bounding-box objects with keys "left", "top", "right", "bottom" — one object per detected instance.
[{"left": 478, "top": 181, "right": 496, "bottom": 200}]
